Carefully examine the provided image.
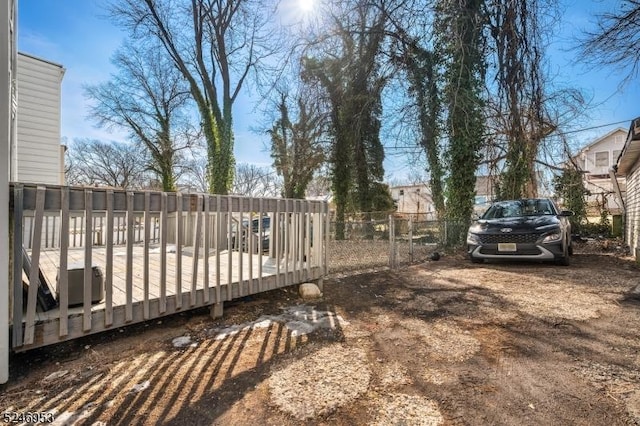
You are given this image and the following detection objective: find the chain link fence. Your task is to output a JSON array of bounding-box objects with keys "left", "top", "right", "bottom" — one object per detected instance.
[{"left": 328, "top": 216, "right": 469, "bottom": 273}]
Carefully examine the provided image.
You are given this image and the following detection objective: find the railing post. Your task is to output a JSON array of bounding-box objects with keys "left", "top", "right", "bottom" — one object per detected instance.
[{"left": 409, "top": 215, "right": 413, "bottom": 263}]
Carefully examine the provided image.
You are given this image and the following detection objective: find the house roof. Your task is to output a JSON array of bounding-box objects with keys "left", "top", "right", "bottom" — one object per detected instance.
[
  {"left": 616, "top": 118, "right": 640, "bottom": 175},
  {"left": 390, "top": 178, "right": 495, "bottom": 196},
  {"left": 18, "top": 51, "right": 65, "bottom": 70},
  {"left": 575, "top": 127, "right": 627, "bottom": 155},
  {"left": 390, "top": 183, "right": 429, "bottom": 190}
]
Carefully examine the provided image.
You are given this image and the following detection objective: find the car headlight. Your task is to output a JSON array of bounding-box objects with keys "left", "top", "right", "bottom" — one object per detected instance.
[
  {"left": 468, "top": 223, "right": 483, "bottom": 233},
  {"left": 542, "top": 231, "right": 562, "bottom": 243},
  {"left": 467, "top": 232, "right": 481, "bottom": 245}
]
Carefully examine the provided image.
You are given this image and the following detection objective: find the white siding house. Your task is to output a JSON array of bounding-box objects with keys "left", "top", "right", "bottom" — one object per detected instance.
[
  {"left": 615, "top": 118, "right": 640, "bottom": 258},
  {"left": 572, "top": 128, "right": 627, "bottom": 217},
  {"left": 14, "top": 52, "right": 65, "bottom": 185},
  {"left": 390, "top": 184, "right": 436, "bottom": 220},
  {"left": 474, "top": 175, "right": 497, "bottom": 215}
]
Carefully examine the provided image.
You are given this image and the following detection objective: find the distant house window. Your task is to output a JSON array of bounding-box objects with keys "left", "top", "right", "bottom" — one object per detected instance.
[
  {"left": 613, "top": 150, "right": 621, "bottom": 164},
  {"left": 415, "top": 188, "right": 420, "bottom": 193},
  {"left": 595, "top": 151, "right": 609, "bottom": 167},
  {"left": 399, "top": 190, "right": 404, "bottom": 196}
]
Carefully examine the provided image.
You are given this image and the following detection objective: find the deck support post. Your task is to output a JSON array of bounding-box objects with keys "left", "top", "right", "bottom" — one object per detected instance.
[
  {"left": 210, "top": 302, "right": 223, "bottom": 319},
  {"left": 316, "top": 278, "right": 324, "bottom": 293}
]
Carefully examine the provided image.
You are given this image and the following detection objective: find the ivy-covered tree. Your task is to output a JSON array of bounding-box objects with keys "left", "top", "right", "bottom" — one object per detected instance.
[
  {"left": 268, "top": 91, "right": 325, "bottom": 199},
  {"left": 488, "top": 0, "right": 559, "bottom": 200},
  {"left": 302, "top": 0, "right": 388, "bottom": 239},
  {"left": 553, "top": 166, "right": 587, "bottom": 230},
  {"left": 395, "top": 41, "right": 445, "bottom": 220},
  {"left": 435, "top": 0, "right": 486, "bottom": 244}
]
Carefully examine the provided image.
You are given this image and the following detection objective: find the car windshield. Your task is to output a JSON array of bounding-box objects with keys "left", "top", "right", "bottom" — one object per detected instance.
[
  {"left": 251, "top": 217, "right": 270, "bottom": 233},
  {"left": 482, "top": 199, "right": 555, "bottom": 219}
]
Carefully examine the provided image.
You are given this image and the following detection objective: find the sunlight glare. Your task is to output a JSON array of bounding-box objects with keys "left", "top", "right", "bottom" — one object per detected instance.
[{"left": 298, "top": 0, "right": 314, "bottom": 12}]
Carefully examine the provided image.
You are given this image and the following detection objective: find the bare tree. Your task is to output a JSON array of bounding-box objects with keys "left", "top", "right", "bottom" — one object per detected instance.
[
  {"left": 232, "top": 163, "right": 281, "bottom": 197},
  {"left": 305, "top": 168, "right": 332, "bottom": 197},
  {"left": 579, "top": 1, "right": 640, "bottom": 86},
  {"left": 268, "top": 89, "right": 326, "bottom": 198},
  {"left": 110, "top": 0, "right": 285, "bottom": 194},
  {"left": 66, "top": 139, "right": 148, "bottom": 189},
  {"left": 179, "top": 152, "right": 209, "bottom": 193},
  {"left": 85, "top": 41, "right": 194, "bottom": 191}
]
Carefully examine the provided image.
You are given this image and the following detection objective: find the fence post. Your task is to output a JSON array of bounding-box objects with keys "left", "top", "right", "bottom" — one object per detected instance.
[
  {"left": 388, "top": 215, "right": 395, "bottom": 268},
  {"left": 408, "top": 215, "right": 413, "bottom": 263},
  {"left": 443, "top": 220, "right": 448, "bottom": 246}
]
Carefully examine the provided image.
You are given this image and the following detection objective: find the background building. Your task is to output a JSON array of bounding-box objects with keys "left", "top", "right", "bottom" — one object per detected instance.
[
  {"left": 13, "top": 52, "right": 65, "bottom": 185},
  {"left": 390, "top": 184, "right": 436, "bottom": 220},
  {"left": 572, "top": 127, "right": 627, "bottom": 218}
]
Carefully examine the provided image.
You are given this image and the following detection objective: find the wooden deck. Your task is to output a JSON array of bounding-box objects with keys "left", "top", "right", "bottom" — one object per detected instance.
[
  {"left": 10, "top": 184, "right": 329, "bottom": 352},
  {"left": 29, "top": 246, "right": 318, "bottom": 323}
]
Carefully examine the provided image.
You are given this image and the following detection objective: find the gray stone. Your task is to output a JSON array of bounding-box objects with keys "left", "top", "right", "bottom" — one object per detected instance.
[
  {"left": 299, "top": 283, "right": 322, "bottom": 299},
  {"left": 172, "top": 335, "right": 192, "bottom": 348}
]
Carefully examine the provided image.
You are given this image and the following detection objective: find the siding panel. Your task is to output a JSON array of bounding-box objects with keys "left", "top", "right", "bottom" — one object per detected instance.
[
  {"left": 16, "top": 53, "right": 64, "bottom": 185},
  {"left": 625, "top": 167, "right": 640, "bottom": 257}
]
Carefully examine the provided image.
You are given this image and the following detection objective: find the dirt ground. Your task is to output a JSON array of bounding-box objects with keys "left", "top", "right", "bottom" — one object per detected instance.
[{"left": 2, "top": 241, "right": 640, "bottom": 425}]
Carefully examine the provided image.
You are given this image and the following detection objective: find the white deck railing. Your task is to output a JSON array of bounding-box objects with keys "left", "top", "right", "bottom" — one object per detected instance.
[{"left": 9, "top": 184, "right": 329, "bottom": 350}]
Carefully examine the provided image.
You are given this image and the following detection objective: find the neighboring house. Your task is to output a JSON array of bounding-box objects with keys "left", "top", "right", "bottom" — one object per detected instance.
[
  {"left": 12, "top": 52, "right": 65, "bottom": 185},
  {"left": 306, "top": 193, "right": 336, "bottom": 215},
  {"left": 615, "top": 118, "right": 640, "bottom": 258},
  {"left": 390, "top": 176, "right": 497, "bottom": 219},
  {"left": 474, "top": 175, "right": 497, "bottom": 215},
  {"left": 390, "top": 184, "right": 436, "bottom": 220},
  {"left": 572, "top": 128, "right": 627, "bottom": 217}
]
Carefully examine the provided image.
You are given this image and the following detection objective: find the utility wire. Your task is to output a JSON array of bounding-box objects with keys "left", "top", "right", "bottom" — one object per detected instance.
[{"left": 383, "top": 118, "right": 635, "bottom": 151}]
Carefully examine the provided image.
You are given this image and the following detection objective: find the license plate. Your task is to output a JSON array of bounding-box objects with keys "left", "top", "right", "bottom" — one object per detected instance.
[{"left": 498, "top": 243, "right": 517, "bottom": 252}]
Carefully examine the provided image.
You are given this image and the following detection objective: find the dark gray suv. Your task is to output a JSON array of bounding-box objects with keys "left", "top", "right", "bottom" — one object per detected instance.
[{"left": 466, "top": 198, "right": 573, "bottom": 265}]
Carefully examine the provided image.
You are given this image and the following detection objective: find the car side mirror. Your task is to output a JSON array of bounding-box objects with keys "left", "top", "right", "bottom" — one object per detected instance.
[{"left": 559, "top": 210, "right": 574, "bottom": 217}]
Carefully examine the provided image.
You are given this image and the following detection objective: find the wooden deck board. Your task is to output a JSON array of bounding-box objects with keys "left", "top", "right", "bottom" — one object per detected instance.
[{"left": 29, "top": 246, "right": 291, "bottom": 322}]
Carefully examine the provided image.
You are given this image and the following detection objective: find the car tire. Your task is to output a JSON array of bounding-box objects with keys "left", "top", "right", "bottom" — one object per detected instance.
[
  {"left": 470, "top": 256, "right": 484, "bottom": 264},
  {"left": 568, "top": 243, "right": 574, "bottom": 256}
]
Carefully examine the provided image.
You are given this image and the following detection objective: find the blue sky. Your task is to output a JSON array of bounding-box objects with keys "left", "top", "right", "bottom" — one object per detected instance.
[{"left": 17, "top": 0, "right": 640, "bottom": 182}]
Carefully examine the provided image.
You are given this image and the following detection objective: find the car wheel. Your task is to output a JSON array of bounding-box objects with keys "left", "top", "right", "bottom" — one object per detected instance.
[{"left": 568, "top": 242, "right": 574, "bottom": 256}]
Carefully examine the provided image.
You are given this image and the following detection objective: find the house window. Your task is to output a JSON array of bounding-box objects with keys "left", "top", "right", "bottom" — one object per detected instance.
[
  {"left": 415, "top": 188, "right": 420, "bottom": 193},
  {"left": 595, "top": 151, "right": 609, "bottom": 167},
  {"left": 613, "top": 150, "right": 621, "bottom": 164},
  {"left": 475, "top": 195, "right": 487, "bottom": 205},
  {"left": 399, "top": 190, "right": 404, "bottom": 196}
]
